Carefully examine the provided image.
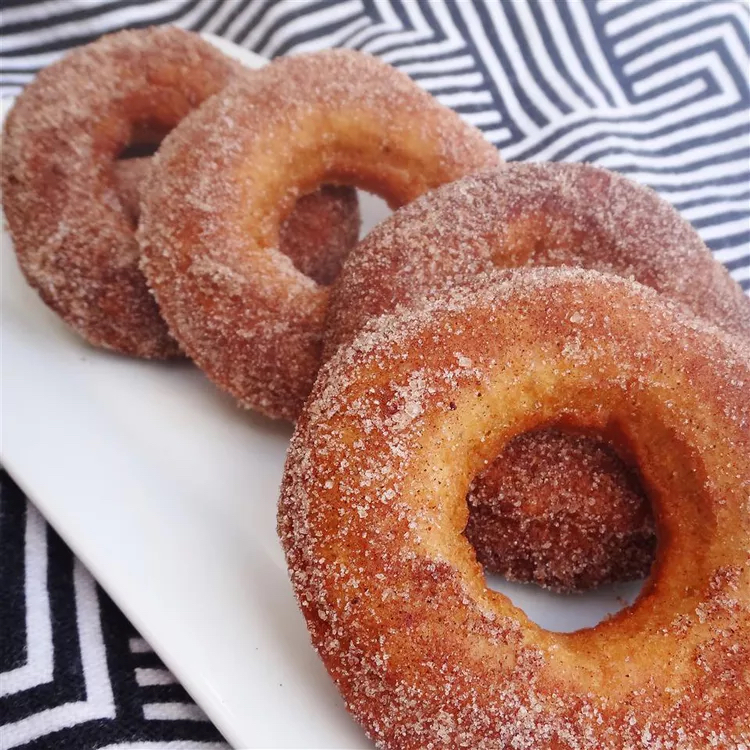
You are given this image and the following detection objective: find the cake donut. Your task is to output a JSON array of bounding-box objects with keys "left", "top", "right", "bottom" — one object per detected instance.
[
  {"left": 113, "top": 157, "right": 360, "bottom": 285},
  {"left": 280, "top": 267, "right": 750, "bottom": 749},
  {"left": 325, "top": 163, "right": 750, "bottom": 590},
  {"left": 465, "top": 429, "right": 655, "bottom": 592},
  {"left": 2, "top": 27, "right": 239, "bottom": 358},
  {"left": 138, "top": 49, "right": 500, "bottom": 420}
]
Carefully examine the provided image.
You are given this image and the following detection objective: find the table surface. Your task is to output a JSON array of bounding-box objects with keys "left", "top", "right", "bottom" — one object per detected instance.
[{"left": 1, "top": 2, "right": 748, "bottom": 749}]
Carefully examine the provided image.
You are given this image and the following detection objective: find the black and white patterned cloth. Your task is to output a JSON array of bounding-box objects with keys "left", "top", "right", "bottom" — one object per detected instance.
[{"left": 1, "top": 1, "right": 748, "bottom": 748}]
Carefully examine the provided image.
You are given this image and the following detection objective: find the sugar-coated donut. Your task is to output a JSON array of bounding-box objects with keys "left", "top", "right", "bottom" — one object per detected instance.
[
  {"left": 2, "top": 27, "right": 238, "bottom": 358},
  {"left": 280, "top": 267, "right": 750, "bottom": 749},
  {"left": 466, "top": 429, "right": 655, "bottom": 592},
  {"left": 278, "top": 185, "right": 361, "bottom": 287},
  {"left": 113, "top": 158, "right": 149, "bottom": 225},
  {"left": 113, "top": 157, "right": 360, "bottom": 285},
  {"left": 326, "top": 164, "right": 749, "bottom": 353},
  {"left": 325, "top": 163, "right": 750, "bottom": 590},
  {"left": 139, "top": 49, "right": 500, "bottom": 420}
]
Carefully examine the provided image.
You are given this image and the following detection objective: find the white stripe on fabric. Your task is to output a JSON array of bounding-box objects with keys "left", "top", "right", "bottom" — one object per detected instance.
[
  {"left": 0, "top": 0, "right": 196, "bottom": 54},
  {"left": 258, "top": 0, "right": 363, "bottom": 57},
  {"left": 135, "top": 667, "right": 178, "bottom": 686},
  {"left": 624, "top": 23, "right": 750, "bottom": 77},
  {"left": 567, "top": 0, "right": 628, "bottom": 106},
  {"left": 614, "top": 2, "right": 750, "bottom": 57},
  {"left": 142, "top": 702, "right": 210, "bottom": 721},
  {"left": 537, "top": 0, "right": 611, "bottom": 108},
  {"left": 3, "top": 561, "right": 115, "bottom": 748},
  {"left": 0, "top": 504, "right": 53, "bottom": 697}
]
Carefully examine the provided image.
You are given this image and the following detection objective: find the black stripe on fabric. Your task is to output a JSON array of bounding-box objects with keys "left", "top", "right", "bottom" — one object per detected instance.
[
  {"left": 618, "top": 14, "right": 750, "bottom": 72},
  {"left": 707, "top": 231, "right": 750, "bottom": 254},
  {"left": 272, "top": 14, "right": 366, "bottom": 57},
  {"left": 0, "top": 473, "right": 28, "bottom": 672},
  {"left": 528, "top": 0, "right": 596, "bottom": 109},
  {"left": 627, "top": 39, "right": 750, "bottom": 107},
  {"left": 675, "top": 190, "right": 750, "bottom": 212},
  {"left": 612, "top": 1, "right": 745, "bottom": 50},
  {"left": 615, "top": 147, "right": 750, "bottom": 177},
  {"left": 0, "top": 0, "right": 201, "bottom": 56},
  {"left": 692, "top": 210, "right": 750, "bottom": 230},
  {"left": 469, "top": 0, "right": 548, "bottom": 128},
  {"left": 595, "top": 0, "right": 646, "bottom": 23},
  {"left": 212, "top": 0, "right": 267, "bottom": 39},
  {"left": 0, "top": 0, "right": 150, "bottom": 36},
  {"left": 515, "top": 107, "right": 748, "bottom": 168},
  {"left": 648, "top": 170, "right": 750, "bottom": 193},
  {"left": 222, "top": 0, "right": 274, "bottom": 44},
  {"left": 380, "top": 46, "right": 476, "bottom": 73},
  {"left": 350, "top": 0, "right": 441, "bottom": 60},
  {"left": 441, "top": 0, "right": 521, "bottom": 145},
  {"left": 359, "top": 0, "right": 383, "bottom": 28},
  {"left": 187, "top": 0, "right": 226, "bottom": 32},
  {"left": 555, "top": 0, "right": 618, "bottom": 107},
  {"left": 510, "top": 89, "right": 744, "bottom": 163},
  {"left": 504, "top": 1, "right": 572, "bottom": 115},
  {"left": 0, "top": 507, "right": 87, "bottom": 723},
  {"left": 248, "top": 0, "right": 352, "bottom": 57}
]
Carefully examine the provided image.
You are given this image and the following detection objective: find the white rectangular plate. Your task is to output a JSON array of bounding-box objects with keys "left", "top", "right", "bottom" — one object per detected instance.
[{"left": 1, "top": 35, "right": 640, "bottom": 749}]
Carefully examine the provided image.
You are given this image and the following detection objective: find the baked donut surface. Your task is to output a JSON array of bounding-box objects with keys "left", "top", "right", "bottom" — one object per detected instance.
[
  {"left": 280, "top": 267, "right": 750, "bottom": 749},
  {"left": 466, "top": 429, "right": 655, "bottom": 592},
  {"left": 113, "top": 157, "right": 360, "bottom": 285},
  {"left": 2, "top": 27, "right": 237, "bottom": 358},
  {"left": 139, "top": 49, "right": 500, "bottom": 419},
  {"left": 324, "top": 163, "right": 750, "bottom": 590}
]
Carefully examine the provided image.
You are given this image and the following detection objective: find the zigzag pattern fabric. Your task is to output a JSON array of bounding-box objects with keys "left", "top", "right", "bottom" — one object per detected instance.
[
  {"left": 2, "top": 0, "right": 748, "bottom": 289},
  {"left": 1, "top": 1, "right": 748, "bottom": 748}
]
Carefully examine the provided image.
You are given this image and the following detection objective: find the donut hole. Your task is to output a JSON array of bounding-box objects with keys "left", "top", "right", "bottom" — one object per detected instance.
[
  {"left": 463, "top": 425, "right": 656, "bottom": 632},
  {"left": 118, "top": 142, "right": 161, "bottom": 160}
]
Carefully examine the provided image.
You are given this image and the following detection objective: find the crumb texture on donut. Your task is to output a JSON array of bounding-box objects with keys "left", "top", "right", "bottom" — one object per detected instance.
[
  {"left": 466, "top": 429, "right": 655, "bottom": 592},
  {"left": 139, "top": 48, "right": 500, "bottom": 419},
  {"left": 113, "top": 158, "right": 360, "bottom": 285},
  {"left": 280, "top": 268, "right": 750, "bottom": 749},
  {"left": 326, "top": 163, "right": 750, "bottom": 356},
  {"left": 323, "top": 162, "right": 749, "bottom": 591},
  {"left": 2, "top": 27, "right": 238, "bottom": 357}
]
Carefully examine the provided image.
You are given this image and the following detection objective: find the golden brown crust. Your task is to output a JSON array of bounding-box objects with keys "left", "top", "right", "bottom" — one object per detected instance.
[
  {"left": 114, "top": 158, "right": 360, "bottom": 285},
  {"left": 324, "top": 163, "right": 750, "bottom": 590},
  {"left": 278, "top": 185, "right": 360, "bottom": 286},
  {"left": 326, "top": 163, "right": 749, "bottom": 352},
  {"left": 138, "top": 49, "right": 501, "bottom": 420},
  {"left": 466, "top": 429, "right": 655, "bottom": 592},
  {"left": 1, "top": 27, "right": 238, "bottom": 358},
  {"left": 112, "top": 158, "right": 149, "bottom": 225},
  {"left": 279, "top": 267, "right": 750, "bottom": 749}
]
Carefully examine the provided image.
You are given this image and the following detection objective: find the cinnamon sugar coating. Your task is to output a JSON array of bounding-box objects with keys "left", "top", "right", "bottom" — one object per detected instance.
[
  {"left": 280, "top": 267, "right": 750, "bottom": 749},
  {"left": 325, "top": 163, "right": 750, "bottom": 590},
  {"left": 114, "top": 157, "right": 360, "bottom": 285},
  {"left": 138, "top": 49, "right": 500, "bottom": 420},
  {"left": 1, "top": 27, "right": 238, "bottom": 358},
  {"left": 467, "top": 429, "right": 655, "bottom": 592}
]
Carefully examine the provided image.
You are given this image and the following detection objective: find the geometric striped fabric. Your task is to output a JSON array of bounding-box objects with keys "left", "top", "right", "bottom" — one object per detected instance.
[
  {"left": 0, "top": 472, "right": 228, "bottom": 749},
  {"left": 1, "top": 2, "right": 748, "bottom": 749},
  {"left": 2, "top": 0, "right": 749, "bottom": 289}
]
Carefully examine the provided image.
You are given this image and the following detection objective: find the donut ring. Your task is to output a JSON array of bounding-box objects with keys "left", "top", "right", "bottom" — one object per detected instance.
[
  {"left": 113, "top": 157, "right": 360, "bottom": 285},
  {"left": 1, "top": 27, "right": 238, "bottom": 358},
  {"left": 325, "top": 163, "right": 750, "bottom": 590},
  {"left": 139, "top": 49, "right": 500, "bottom": 420},
  {"left": 280, "top": 268, "right": 750, "bottom": 749}
]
